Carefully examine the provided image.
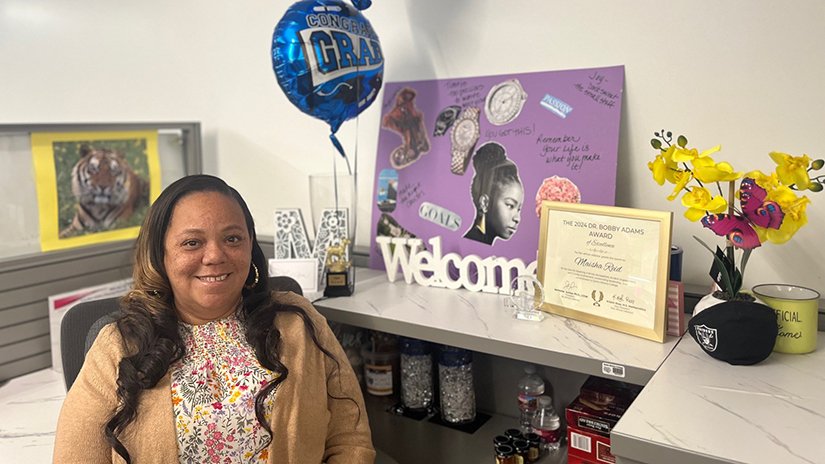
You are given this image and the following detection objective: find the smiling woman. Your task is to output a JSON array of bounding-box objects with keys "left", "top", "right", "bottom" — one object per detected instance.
[
  {"left": 53, "top": 175, "right": 375, "bottom": 464},
  {"left": 163, "top": 191, "right": 253, "bottom": 325}
]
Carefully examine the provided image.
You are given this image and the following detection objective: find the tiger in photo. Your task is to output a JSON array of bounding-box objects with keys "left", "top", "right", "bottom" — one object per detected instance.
[{"left": 58, "top": 144, "right": 149, "bottom": 238}]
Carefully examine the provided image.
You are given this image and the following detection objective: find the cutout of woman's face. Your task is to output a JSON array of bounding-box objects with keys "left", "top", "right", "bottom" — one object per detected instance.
[
  {"left": 163, "top": 191, "right": 252, "bottom": 325},
  {"left": 487, "top": 180, "right": 523, "bottom": 241}
]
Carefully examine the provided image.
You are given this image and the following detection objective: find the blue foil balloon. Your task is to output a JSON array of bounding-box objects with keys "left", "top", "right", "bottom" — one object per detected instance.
[
  {"left": 351, "top": 0, "right": 372, "bottom": 10},
  {"left": 272, "top": 0, "right": 384, "bottom": 135}
]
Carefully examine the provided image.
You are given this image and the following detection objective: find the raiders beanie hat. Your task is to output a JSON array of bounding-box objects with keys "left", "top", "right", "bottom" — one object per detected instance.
[{"left": 688, "top": 301, "right": 778, "bottom": 366}]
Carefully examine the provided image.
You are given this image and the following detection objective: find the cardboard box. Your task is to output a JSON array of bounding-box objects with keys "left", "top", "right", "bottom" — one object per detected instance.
[
  {"left": 566, "top": 395, "right": 627, "bottom": 437},
  {"left": 568, "top": 425, "right": 615, "bottom": 464},
  {"left": 567, "top": 454, "right": 597, "bottom": 464}
]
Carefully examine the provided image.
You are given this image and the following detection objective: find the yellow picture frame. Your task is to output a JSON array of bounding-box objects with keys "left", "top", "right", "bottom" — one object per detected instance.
[
  {"left": 32, "top": 131, "right": 161, "bottom": 252},
  {"left": 536, "top": 201, "right": 672, "bottom": 343}
]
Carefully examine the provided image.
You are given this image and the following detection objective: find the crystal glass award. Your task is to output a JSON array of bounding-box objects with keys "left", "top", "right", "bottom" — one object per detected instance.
[{"left": 509, "top": 275, "right": 546, "bottom": 322}]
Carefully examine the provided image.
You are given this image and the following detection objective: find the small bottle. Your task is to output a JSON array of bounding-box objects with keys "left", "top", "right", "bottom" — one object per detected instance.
[
  {"left": 493, "top": 435, "right": 511, "bottom": 451},
  {"left": 504, "top": 428, "right": 524, "bottom": 442},
  {"left": 512, "top": 439, "right": 529, "bottom": 464},
  {"left": 495, "top": 444, "right": 516, "bottom": 464},
  {"left": 517, "top": 365, "right": 545, "bottom": 433},
  {"left": 531, "top": 395, "right": 561, "bottom": 451},
  {"left": 523, "top": 433, "right": 541, "bottom": 462}
]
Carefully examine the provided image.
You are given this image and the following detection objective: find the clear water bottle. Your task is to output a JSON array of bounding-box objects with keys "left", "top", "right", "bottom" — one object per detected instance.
[
  {"left": 531, "top": 395, "right": 561, "bottom": 451},
  {"left": 518, "top": 365, "right": 545, "bottom": 433}
]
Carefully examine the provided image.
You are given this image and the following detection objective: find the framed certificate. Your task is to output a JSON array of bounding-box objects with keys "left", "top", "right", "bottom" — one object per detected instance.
[{"left": 537, "top": 202, "right": 673, "bottom": 342}]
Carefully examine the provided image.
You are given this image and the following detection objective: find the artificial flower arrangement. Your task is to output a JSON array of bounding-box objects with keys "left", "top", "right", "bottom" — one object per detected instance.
[{"left": 648, "top": 130, "right": 823, "bottom": 300}]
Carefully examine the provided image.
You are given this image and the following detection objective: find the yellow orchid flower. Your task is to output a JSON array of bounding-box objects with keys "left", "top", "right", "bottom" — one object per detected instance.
[
  {"left": 662, "top": 145, "right": 677, "bottom": 163},
  {"left": 649, "top": 150, "right": 683, "bottom": 185},
  {"left": 743, "top": 170, "right": 780, "bottom": 191},
  {"left": 670, "top": 147, "right": 698, "bottom": 163},
  {"left": 699, "top": 144, "right": 722, "bottom": 157},
  {"left": 770, "top": 152, "right": 811, "bottom": 190},
  {"left": 691, "top": 156, "right": 743, "bottom": 183},
  {"left": 667, "top": 170, "right": 693, "bottom": 201},
  {"left": 648, "top": 155, "right": 668, "bottom": 186},
  {"left": 754, "top": 186, "right": 811, "bottom": 244},
  {"left": 670, "top": 144, "right": 722, "bottom": 163},
  {"left": 681, "top": 187, "right": 728, "bottom": 221}
]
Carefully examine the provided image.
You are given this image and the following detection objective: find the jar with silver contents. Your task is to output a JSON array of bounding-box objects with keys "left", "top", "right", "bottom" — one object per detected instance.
[
  {"left": 399, "top": 337, "right": 433, "bottom": 411},
  {"left": 438, "top": 345, "right": 475, "bottom": 424}
]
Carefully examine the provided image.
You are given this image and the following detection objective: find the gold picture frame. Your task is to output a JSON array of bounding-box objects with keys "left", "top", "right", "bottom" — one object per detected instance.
[{"left": 537, "top": 201, "right": 672, "bottom": 342}]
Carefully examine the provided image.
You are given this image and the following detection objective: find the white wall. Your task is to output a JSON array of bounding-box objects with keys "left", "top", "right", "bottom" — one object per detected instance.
[{"left": 2, "top": 0, "right": 823, "bottom": 292}]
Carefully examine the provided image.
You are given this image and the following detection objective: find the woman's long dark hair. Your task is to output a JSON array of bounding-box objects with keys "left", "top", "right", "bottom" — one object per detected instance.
[{"left": 105, "top": 175, "right": 342, "bottom": 463}]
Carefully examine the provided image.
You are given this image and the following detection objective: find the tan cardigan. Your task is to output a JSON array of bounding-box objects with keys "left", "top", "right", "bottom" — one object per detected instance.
[{"left": 53, "top": 292, "right": 375, "bottom": 463}]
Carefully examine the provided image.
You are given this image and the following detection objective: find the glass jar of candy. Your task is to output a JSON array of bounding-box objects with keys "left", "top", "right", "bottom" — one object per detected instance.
[
  {"left": 361, "top": 333, "right": 399, "bottom": 399},
  {"left": 399, "top": 337, "right": 434, "bottom": 411},
  {"left": 438, "top": 345, "right": 475, "bottom": 424}
]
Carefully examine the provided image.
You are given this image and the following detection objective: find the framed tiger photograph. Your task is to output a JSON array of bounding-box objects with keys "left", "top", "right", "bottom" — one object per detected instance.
[{"left": 32, "top": 131, "right": 161, "bottom": 251}]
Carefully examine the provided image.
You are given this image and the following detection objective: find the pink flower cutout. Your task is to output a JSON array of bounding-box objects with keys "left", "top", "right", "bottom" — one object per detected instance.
[
  {"left": 535, "top": 176, "right": 581, "bottom": 217},
  {"left": 212, "top": 402, "right": 223, "bottom": 410}
]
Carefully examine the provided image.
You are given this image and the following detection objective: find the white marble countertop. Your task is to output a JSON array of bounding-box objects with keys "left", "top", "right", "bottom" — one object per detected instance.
[
  {"left": 612, "top": 334, "right": 825, "bottom": 464},
  {"left": 315, "top": 268, "right": 681, "bottom": 385},
  {"left": 0, "top": 368, "right": 66, "bottom": 463}
]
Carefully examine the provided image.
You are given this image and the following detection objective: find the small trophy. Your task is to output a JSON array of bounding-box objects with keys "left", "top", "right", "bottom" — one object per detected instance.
[
  {"left": 508, "top": 275, "right": 546, "bottom": 322},
  {"left": 323, "top": 238, "right": 354, "bottom": 297}
]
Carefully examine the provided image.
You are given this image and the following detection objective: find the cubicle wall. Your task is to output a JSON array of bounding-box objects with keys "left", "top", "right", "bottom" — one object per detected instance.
[
  {"left": 0, "top": 243, "right": 134, "bottom": 382},
  {"left": 0, "top": 241, "right": 197, "bottom": 383}
]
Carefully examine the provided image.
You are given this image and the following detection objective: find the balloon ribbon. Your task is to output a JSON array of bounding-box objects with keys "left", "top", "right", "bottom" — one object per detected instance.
[{"left": 330, "top": 133, "right": 352, "bottom": 175}]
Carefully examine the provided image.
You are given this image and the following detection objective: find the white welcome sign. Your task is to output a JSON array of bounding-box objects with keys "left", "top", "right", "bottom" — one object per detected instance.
[{"left": 376, "top": 236, "right": 537, "bottom": 294}]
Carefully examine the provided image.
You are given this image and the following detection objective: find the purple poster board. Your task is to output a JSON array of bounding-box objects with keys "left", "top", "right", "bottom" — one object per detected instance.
[{"left": 370, "top": 66, "right": 624, "bottom": 270}]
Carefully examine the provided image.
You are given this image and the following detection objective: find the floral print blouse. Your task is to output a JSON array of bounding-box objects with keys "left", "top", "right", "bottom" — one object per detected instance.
[{"left": 171, "top": 311, "right": 278, "bottom": 464}]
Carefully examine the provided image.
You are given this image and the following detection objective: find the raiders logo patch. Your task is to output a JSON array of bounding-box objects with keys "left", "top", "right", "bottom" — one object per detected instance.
[{"left": 694, "top": 324, "right": 718, "bottom": 352}]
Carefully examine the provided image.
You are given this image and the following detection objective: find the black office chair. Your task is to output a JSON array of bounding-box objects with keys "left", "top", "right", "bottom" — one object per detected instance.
[{"left": 60, "top": 276, "right": 303, "bottom": 390}]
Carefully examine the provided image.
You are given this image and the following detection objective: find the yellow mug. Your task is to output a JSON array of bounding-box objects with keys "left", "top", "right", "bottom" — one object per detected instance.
[{"left": 752, "top": 284, "right": 821, "bottom": 354}]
